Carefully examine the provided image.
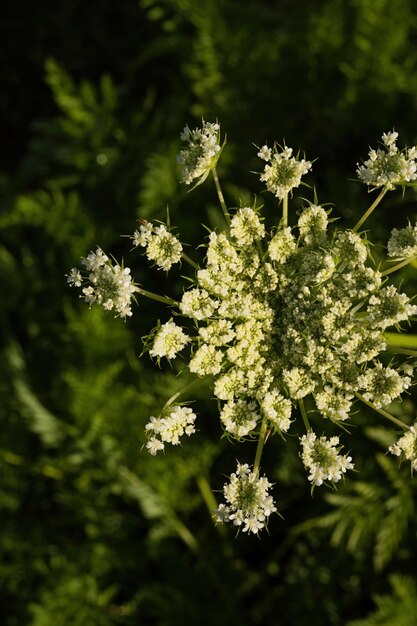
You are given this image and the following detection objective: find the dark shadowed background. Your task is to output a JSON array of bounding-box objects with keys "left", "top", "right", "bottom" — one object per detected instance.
[{"left": 2, "top": 1, "right": 417, "bottom": 624}]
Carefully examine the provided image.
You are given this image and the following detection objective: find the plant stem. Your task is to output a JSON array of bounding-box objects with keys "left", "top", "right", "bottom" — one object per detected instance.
[
  {"left": 212, "top": 167, "right": 231, "bottom": 226},
  {"left": 385, "top": 346, "right": 417, "bottom": 357},
  {"left": 299, "top": 399, "right": 311, "bottom": 432},
  {"left": 182, "top": 252, "right": 199, "bottom": 270},
  {"left": 385, "top": 332, "right": 417, "bottom": 349},
  {"left": 135, "top": 287, "right": 178, "bottom": 307},
  {"left": 352, "top": 187, "right": 388, "bottom": 233},
  {"left": 381, "top": 255, "right": 417, "bottom": 277},
  {"left": 253, "top": 415, "right": 268, "bottom": 475},
  {"left": 162, "top": 378, "right": 206, "bottom": 412},
  {"left": 355, "top": 392, "right": 409, "bottom": 430},
  {"left": 282, "top": 193, "right": 288, "bottom": 227}
]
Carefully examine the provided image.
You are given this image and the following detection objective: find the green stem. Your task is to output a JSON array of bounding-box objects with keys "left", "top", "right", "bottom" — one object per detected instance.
[
  {"left": 162, "top": 378, "right": 206, "bottom": 413},
  {"left": 196, "top": 474, "right": 226, "bottom": 536},
  {"left": 282, "top": 194, "right": 288, "bottom": 228},
  {"left": 299, "top": 399, "right": 311, "bottom": 432},
  {"left": 355, "top": 392, "right": 409, "bottom": 430},
  {"left": 353, "top": 187, "right": 388, "bottom": 233},
  {"left": 253, "top": 415, "right": 268, "bottom": 476},
  {"left": 212, "top": 167, "right": 231, "bottom": 226},
  {"left": 385, "top": 332, "right": 417, "bottom": 349},
  {"left": 182, "top": 252, "right": 199, "bottom": 270},
  {"left": 135, "top": 287, "right": 178, "bottom": 307},
  {"left": 385, "top": 346, "right": 417, "bottom": 357},
  {"left": 381, "top": 255, "right": 417, "bottom": 277}
]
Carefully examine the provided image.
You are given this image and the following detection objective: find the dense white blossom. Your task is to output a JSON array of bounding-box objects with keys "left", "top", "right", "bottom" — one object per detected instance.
[
  {"left": 230, "top": 207, "right": 265, "bottom": 246},
  {"left": 132, "top": 221, "right": 182, "bottom": 271},
  {"left": 70, "top": 248, "right": 136, "bottom": 318},
  {"left": 259, "top": 144, "right": 312, "bottom": 199},
  {"left": 358, "top": 363, "right": 411, "bottom": 408},
  {"left": 389, "top": 423, "right": 417, "bottom": 472},
  {"left": 215, "top": 463, "right": 276, "bottom": 534},
  {"left": 145, "top": 405, "right": 197, "bottom": 454},
  {"left": 149, "top": 320, "right": 190, "bottom": 360},
  {"left": 177, "top": 121, "right": 221, "bottom": 185},
  {"left": 387, "top": 224, "right": 417, "bottom": 259},
  {"left": 357, "top": 131, "right": 417, "bottom": 189},
  {"left": 220, "top": 399, "right": 260, "bottom": 438},
  {"left": 70, "top": 122, "right": 417, "bottom": 535},
  {"left": 300, "top": 432, "right": 354, "bottom": 487}
]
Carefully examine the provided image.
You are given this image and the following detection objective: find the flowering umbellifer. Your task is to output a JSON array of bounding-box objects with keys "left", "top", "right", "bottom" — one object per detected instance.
[{"left": 69, "top": 124, "right": 417, "bottom": 535}]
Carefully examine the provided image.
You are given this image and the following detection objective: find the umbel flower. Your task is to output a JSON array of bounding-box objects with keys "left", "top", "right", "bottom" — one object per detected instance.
[{"left": 69, "top": 123, "right": 417, "bottom": 535}]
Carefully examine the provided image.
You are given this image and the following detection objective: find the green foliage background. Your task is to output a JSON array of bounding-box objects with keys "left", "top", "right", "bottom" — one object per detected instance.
[{"left": 2, "top": 1, "right": 417, "bottom": 624}]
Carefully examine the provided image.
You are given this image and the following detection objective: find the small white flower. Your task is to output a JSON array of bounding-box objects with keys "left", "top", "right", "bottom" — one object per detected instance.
[
  {"left": 387, "top": 224, "right": 417, "bottom": 259},
  {"left": 357, "top": 131, "right": 417, "bottom": 189},
  {"left": 220, "top": 399, "right": 260, "bottom": 438},
  {"left": 257, "top": 145, "right": 272, "bottom": 161},
  {"left": 259, "top": 144, "right": 312, "bottom": 200},
  {"left": 177, "top": 120, "right": 221, "bottom": 185},
  {"left": 149, "top": 320, "right": 190, "bottom": 360},
  {"left": 133, "top": 222, "right": 153, "bottom": 247},
  {"left": 145, "top": 405, "right": 197, "bottom": 453},
  {"left": 300, "top": 432, "right": 354, "bottom": 487},
  {"left": 230, "top": 207, "right": 265, "bottom": 246},
  {"left": 145, "top": 225, "right": 183, "bottom": 271},
  {"left": 389, "top": 422, "right": 417, "bottom": 472},
  {"left": 215, "top": 462, "right": 277, "bottom": 534},
  {"left": 67, "top": 268, "right": 82, "bottom": 287}
]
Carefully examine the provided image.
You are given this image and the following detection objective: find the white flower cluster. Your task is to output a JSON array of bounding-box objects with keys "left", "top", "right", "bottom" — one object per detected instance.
[
  {"left": 133, "top": 221, "right": 182, "bottom": 271},
  {"left": 215, "top": 463, "right": 276, "bottom": 534},
  {"left": 145, "top": 405, "right": 196, "bottom": 455},
  {"left": 70, "top": 122, "right": 417, "bottom": 535},
  {"left": 258, "top": 144, "right": 312, "bottom": 200},
  {"left": 357, "top": 131, "right": 417, "bottom": 189},
  {"left": 388, "top": 223, "right": 417, "bottom": 259},
  {"left": 176, "top": 204, "right": 414, "bottom": 438},
  {"left": 389, "top": 423, "right": 417, "bottom": 472},
  {"left": 300, "top": 432, "right": 354, "bottom": 487},
  {"left": 67, "top": 248, "right": 136, "bottom": 318},
  {"left": 149, "top": 320, "right": 190, "bottom": 360},
  {"left": 176, "top": 121, "right": 221, "bottom": 185}
]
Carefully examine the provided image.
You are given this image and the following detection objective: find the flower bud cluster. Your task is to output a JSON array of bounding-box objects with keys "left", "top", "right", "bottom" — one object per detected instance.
[
  {"left": 389, "top": 423, "right": 417, "bottom": 472},
  {"left": 388, "top": 223, "right": 417, "bottom": 259},
  {"left": 149, "top": 320, "right": 190, "bottom": 361},
  {"left": 145, "top": 405, "right": 196, "bottom": 455},
  {"left": 300, "top": 432, "right": 354, "bottom": 487},
  {"left": 258, "top": 144, "right": 312, "bottom": 199},
  {"left": 133, "top": 222, "right": 182, "bottom": 271},
  {"left": 215, "top": 463, "right": 276, "bottom": 534},
  {"left": 176, "top": 121, "right": 221, "bottom": 185},
  {"left": 357, "top": 131, "right": 417, "bottom": 189},
  {"left": 67, "top": 248, "right": 136, "bottom": 318}
]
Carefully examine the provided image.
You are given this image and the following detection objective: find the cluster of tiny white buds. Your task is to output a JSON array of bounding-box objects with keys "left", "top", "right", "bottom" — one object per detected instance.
[
  {"left": 145, "top": 405, "right": 197, "bottom": 455},
  {"left": 300, "top": 432, "right": 354, "bottom": 487},
  {"left": 357, "top": 131, "right": 417, "bottom": 190},
  {"left": 215, "top": 463, "right": 277, "bottom": 534},
  {"left": 387, "top": 223, "right": 417, "bottom": 259},
  {"left": 149, "top": 320, "right": 190, "bottom": 361},
  {"left": 230, "top": 207, "right": 265, "bottom": 246},
  {"left": 176, "top": 120, "right": 221, "bottom": 186},
  {"left": 389, "top": 423, "right": 417, "bottom": 472},
  {"left": 68, "top": 248, "right": 136, "bottom": 318},
  {"left": 132, "top": 221, "right": 182, "bottom": 271},
  {"left": 258, "top": 143, "right": 312, "bottom": 200}
]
